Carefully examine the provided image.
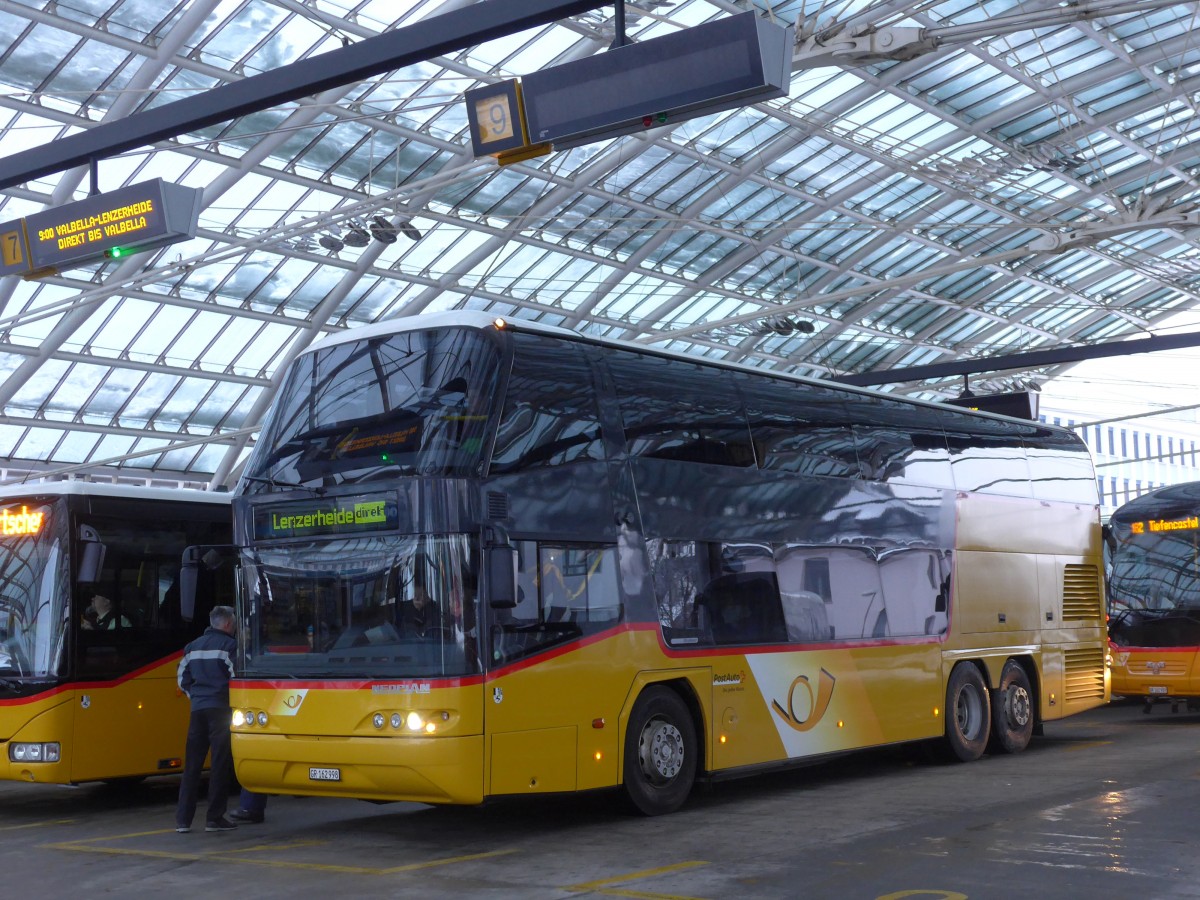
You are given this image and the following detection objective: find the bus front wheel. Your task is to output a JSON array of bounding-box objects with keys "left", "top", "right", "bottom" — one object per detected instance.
[
  {"left": 623, "top": 686, "right": 697, "bottom": 816},
  {"left": 945, "top": 663, "right": 991, "bottom": 762},
  {"left": 990, "top": 659, "right": 1034, "bottom": 754}
]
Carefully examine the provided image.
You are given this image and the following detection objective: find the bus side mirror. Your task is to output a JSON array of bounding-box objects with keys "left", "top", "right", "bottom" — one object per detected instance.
[
  {"left": 180, "top": 545, "right": 236, "bottom": 622},
  {"left": 486, "top": 527, "right": 517, "bottom": 609},
  {"left": 76, "top": 525, "right": 106, "bottom": 584},
  {"left": 180, "top": 546, "right": 201, "bottom": 623}
]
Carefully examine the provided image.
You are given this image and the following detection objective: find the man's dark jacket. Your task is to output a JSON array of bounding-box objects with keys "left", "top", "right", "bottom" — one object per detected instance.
[{"left": 176, "top": 626, "right": 236, "bottom": 711}]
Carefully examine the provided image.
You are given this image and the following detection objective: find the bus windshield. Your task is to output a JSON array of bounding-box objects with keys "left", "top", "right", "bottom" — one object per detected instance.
[
  {"left": 241, "top": 534, "right": 479, "bottom": 679},
  {"left": 1110, "top": 530, "right": 1200, "bottom": 612},
  {"left": 1109, "top": 528, "right": 1200, "bottom": 647},
  {"left": 245, "top": 327, "right": 502, "bottom": 490},
  {"left": 0, "top": 499, "right": 69, "bottom": 679}
]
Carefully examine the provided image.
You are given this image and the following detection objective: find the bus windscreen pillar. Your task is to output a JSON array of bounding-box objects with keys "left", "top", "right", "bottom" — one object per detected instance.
[{"left": 521, "top": 12, "right": 793, "bottom": 149}]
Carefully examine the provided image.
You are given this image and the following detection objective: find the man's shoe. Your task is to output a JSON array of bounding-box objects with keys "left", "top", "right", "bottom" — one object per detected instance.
[
  {"left": 205, "top": 817, "right": 237, "bottom": 832},
  {"left": 229, "top": 809, "right": 264, "bottom": 824},
  {"left": 175, "top": 825, "right": 191, "bottom": 833}
]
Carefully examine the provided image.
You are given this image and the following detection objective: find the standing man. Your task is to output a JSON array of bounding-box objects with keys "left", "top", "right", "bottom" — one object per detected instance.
[{"left": 175, "top": 605, "right": 238, "bottom": 834}]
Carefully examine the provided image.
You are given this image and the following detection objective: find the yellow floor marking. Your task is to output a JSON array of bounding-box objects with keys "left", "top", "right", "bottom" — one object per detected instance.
[
  {"left": 1065, "top": 740, "right": 1113, "bottom": 751},
  {"left": 581, "top": 890, "right": 710, "bottom": 900},
  {"left": 565, "top": 861, "right": 711, "bottom": 900},
  {"left": 374, "top": 849, "right": 519, "bottom": 875},
  {"left": 0, "top": 819, "right": 74, "bottom": 831},
  {"left": 42, "top": 830, "right": 517, "bottom": 875},
  {"left": 217, "top": 839, "right": 327, "bottom": 855}
]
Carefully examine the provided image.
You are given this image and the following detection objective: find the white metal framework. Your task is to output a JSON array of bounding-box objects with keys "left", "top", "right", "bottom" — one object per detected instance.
[{"left": 1, "top": 0, "right": 1199, "bottom": 487}]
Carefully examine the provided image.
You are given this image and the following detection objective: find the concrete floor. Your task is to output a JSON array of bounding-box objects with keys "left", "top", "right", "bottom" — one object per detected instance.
[{"left": 1, "top": 697, "right": 1196, "bottom": 899}]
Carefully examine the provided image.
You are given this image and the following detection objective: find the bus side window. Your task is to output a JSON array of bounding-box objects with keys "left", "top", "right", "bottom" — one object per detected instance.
[
  {"left": 492, "top": 541, "right": 621, "bottom": 666},
  {"left": 697, "top": 571, "right": 786, "bottom": 645},
  {"left": 647, "top": 540, "right": 713, "bottom": 647},
  {"left": 490, "top": 335, "right": 605, "bottom": 473}
]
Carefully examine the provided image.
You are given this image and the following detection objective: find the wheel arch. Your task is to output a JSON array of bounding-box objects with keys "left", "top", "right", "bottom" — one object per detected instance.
[
  {"left": 976, "top": 653, "right": 1041, "bottom": 719},
  {"left": 617, "top": 672, "right": 708, "bottom": 784}
]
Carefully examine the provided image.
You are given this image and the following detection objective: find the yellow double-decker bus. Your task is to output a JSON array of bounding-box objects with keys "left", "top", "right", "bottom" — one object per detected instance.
[
  {"left": 1107, "top": 481, "right": 1200, "bottom": 711},
  {"left": 222, "top": 312, "right": 1107, "bottom": 815},
  {"left": 0, "top": 482, "right": 232, "bottom": 784}
]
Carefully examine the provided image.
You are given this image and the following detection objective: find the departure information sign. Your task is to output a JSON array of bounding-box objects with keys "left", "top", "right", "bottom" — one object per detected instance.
[{"left": 0, "top": 178, "right": 202, "bottom": 279}]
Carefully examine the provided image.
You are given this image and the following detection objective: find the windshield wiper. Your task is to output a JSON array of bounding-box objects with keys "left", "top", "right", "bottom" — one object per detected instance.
[{"left": 241, "top": 474, "right": 322, "bottom": 495}]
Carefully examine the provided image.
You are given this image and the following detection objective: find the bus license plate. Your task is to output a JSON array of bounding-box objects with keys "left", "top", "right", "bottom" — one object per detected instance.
[
  {"left": 1148, "top": 686, "right": 1168, "bottom": 695},
  {"left": 309, "top": 766, "right": 341, "bottom": 781}
]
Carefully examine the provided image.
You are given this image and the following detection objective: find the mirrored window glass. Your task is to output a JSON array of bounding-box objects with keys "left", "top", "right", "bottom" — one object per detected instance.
[
  {"left": 490, "top": 334, "right": 605, "bottom": 474},
  {"left": 608, "top": 352, "right": 754, "bottom": 467}
]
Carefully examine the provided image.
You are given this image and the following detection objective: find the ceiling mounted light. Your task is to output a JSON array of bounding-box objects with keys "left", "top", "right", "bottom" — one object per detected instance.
[
  {"left": 369, "top": 215, "right": 398, "bottom": 244},
  {"left": 318, "top": 234, "right": 344, "bottom": 252},
  {"left": 708, "top": 315, "right": 817, "bottom": 340},
  {"left": 761, "top": 315, "right": 816, "bottom": 336},
  {"left": 342, "top": 222, "right": 370, "bottom": 247},
  {"left": 397, "top": 219, "right": 422, "bottom": 241}
]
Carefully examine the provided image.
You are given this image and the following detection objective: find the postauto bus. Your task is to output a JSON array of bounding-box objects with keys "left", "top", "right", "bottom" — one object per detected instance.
[
  {"left": 220, "top": 311, "right": 1108, "bottom": 815},
  {"left": 0, "top": 482, "right": 232, "bottom": 784},
  {"left": 1107, "top": 481, "right": 1200, "bottom": 710}
]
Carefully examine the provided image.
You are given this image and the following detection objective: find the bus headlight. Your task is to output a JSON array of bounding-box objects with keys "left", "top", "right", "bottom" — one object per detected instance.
[
  {"left": 406, "top": 711, "right": 424, "bottom": 732},
  {"left": 232, "top": 710, "right": 247, "bottom": 727},
  {"left": 373, "top": 713, "right": 385, "bottom": 729},
  {"left": 9, "top": 742, "right": 59, "bottom": 762},
  {"left": 257, "top": 712, "right": 268, "bottom": 727}
]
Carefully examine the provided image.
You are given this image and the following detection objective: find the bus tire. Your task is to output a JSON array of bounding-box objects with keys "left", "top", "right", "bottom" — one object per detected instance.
[
  {"left": 623, "top": 686, "right": 697, "bottom": 816},
  {"left": 945, "top": 662, "right": 991, "bottom": 762},
  {"left": 990, "top": 659, "right": 1034, "bottom": 754}
]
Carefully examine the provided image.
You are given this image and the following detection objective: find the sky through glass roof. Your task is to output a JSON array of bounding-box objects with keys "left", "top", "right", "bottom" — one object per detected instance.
[{"left": 1, "top": 0, "right": 1199, "bottom": 487}]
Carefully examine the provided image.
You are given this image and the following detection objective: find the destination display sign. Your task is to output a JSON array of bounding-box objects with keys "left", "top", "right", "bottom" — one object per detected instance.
[
  {"left": 1130, "top": 516, "right": 1200, "bottom": 536},
  {"left": 252, "top": 492, "right": 401, "bottom": 541},
  {"left": 0, "top": 178, "right": 202, "bottom": 278},
  {"left": 0, "top": 504, "right": 45, "bottom": 537}
]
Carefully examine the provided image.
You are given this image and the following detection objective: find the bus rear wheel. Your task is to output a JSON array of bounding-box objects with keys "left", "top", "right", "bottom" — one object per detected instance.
[
  {"left": 990, "top": 659, "right": 1034, "bottom": 754},
  {"left": 945, "top": 662, "right": 991, "bottom": 761},
  {"left": 623, "top": 686, "right": 697, "bottom": 816}
]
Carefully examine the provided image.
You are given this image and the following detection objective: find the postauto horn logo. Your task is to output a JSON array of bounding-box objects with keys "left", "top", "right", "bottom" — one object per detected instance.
[{"left": 771, "top": 669, "right": 836, "bottom": 732}]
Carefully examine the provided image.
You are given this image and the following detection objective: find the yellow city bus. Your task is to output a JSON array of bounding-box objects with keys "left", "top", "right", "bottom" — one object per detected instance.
[
  {"left": 1107, "top": 481, "right": 1200, "bottom": 712},
  {"left": 220, "top": 312, "right": 1108, "bottom": 815},
  {"left": 0, "top": 482, "right": 232, "bottom": 784}
]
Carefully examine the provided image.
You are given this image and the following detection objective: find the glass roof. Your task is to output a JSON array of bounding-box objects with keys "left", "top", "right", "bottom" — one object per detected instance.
[{"left": 2, "top": 0, "right": 1200, "bottom": 486}]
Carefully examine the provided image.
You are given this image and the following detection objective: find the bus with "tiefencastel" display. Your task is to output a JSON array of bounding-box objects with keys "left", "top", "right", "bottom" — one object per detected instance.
[{"left": 1107, "top": 481, "right": 1200, "bottom": 712}]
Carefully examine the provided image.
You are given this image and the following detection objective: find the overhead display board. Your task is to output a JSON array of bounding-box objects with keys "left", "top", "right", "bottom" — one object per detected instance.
[
  {"left": 0, "top": 178, "right": 203, "bottom": 279},
  {"left": 522, "top": 12, "right": 792, "bottom": 148},
  {"left": 465, "top": 12, "right": 792, "bottom": 159},
  {"left": 947, "top": 391, "right": 1039, "bottom": 421}
]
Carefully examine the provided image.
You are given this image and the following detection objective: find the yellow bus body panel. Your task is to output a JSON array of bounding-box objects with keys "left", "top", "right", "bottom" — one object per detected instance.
[
  {"left": 0, "top": 656, "right": 191, "bottom": 784},
  {"left": 1110, "top": 646, "right": 1200, "bottom": 699}
]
